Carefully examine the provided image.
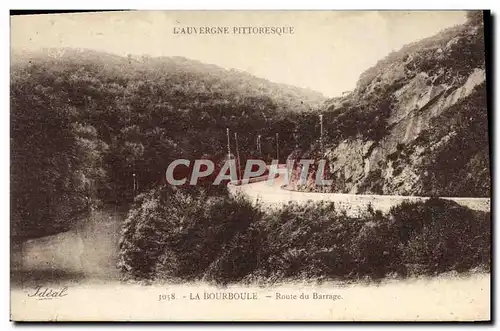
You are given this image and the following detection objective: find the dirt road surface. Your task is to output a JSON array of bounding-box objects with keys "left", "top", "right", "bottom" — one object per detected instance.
[{"left": 228, "top": 170, "right": 490, "bottom": 216}]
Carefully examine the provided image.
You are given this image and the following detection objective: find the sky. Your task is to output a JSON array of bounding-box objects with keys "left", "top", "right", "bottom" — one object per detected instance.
[{"left": 11, "top": 11, "right": 467, "bottom": 97}]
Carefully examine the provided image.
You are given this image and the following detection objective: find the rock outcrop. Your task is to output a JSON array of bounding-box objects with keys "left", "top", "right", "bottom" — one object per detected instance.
[{"left": 297, "top": 12, "right": 489, "bottom": 197}]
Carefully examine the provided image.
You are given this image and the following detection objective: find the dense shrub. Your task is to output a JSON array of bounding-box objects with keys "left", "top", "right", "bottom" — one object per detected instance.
[
  {"left": 390, "top": 198, "right": 491, "bottom": 275},
  {"left": 253, "top": 201, "right": 360, "bottom": 280},
  {"left": 119, "top": 194, "right": 490, "bottom": 284},
  {"left": 117, "top": 186, "right": 262, "bottom": 281}
]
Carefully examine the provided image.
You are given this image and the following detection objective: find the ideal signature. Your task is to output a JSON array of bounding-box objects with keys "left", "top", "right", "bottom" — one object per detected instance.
[{"left": 27, "top": 286, "right": 68, "bottom": 299}]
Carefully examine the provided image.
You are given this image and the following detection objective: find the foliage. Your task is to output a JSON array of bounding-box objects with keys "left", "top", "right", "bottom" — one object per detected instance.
[
  {"left": 416, "top": 83, "right": 490, "bottom": 197},
  {"left": 10, "top": 50, "right": 325, "bottom": 238},
  {"left": 291, "top": 13, "right": 488, "bottom": 197},
  {"left": 10, "top": 74, "right": 103, "bottom": 238},
  {"left": 390, "top": 198, "right": 490, "bottom": 274},
  {"left": 119, "top": 193, "right": 490, "bottom": 284},
  {"left": 117, "top": 186, "right": 262, "bottom": 281}
]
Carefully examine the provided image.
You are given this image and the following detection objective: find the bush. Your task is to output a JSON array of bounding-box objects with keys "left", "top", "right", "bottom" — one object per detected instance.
[
  {"left": 117, "top": 186, "right": 262, "bottom": 281},
  {"left": 351, "top": 206, "right": 402, "bottom": 278},
  {"left": 253, "top": 201, "right": 361, "bottom": 280},
  {"left": 390, "top": 198, "right": 490, "bottom": 275},
  {"left": 119, "top": 195, "right": 490, "bottom": 284}
]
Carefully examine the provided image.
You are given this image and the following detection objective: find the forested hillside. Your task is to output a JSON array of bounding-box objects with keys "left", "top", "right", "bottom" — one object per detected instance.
[
  {"left": 11, "top": 49, "right": 326, "bottom": 239},
  {"left": 290, "top": 11, "right": 490, "bottom": 197},
  {"left": 11, "top": 11, "right": 491, "bottom": 286}
]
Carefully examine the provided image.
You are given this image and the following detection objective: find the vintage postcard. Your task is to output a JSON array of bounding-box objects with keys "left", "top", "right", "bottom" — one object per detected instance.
[{"left": 10, "top": 10, "right": 491, "bottom": 321}]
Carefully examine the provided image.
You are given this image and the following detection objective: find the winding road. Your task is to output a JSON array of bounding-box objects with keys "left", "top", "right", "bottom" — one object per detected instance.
[
  {"left": 11, "top": 169, "right": 491, "bottom": 321},
  {"left": 12, "top": 168, "right": 490, "bottom": 284},
  {"left": 228, "top": 167, "right": 491, "bottom": 216}
]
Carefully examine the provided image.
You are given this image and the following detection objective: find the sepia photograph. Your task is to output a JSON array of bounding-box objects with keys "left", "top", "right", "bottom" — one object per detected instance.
[{"left": 10, "top": 10, "right": 491, "bottom": 321}]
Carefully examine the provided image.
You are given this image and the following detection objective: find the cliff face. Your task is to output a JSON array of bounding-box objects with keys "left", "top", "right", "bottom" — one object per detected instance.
[{"left": 306, "top": 12, "right": 489, "bottom": 197}]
